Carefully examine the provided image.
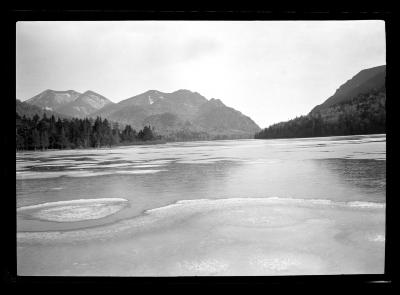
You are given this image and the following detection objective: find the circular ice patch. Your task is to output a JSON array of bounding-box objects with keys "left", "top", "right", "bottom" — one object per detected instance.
[{"left": 17, "top": 198, "right": 129, "bottom": 222}]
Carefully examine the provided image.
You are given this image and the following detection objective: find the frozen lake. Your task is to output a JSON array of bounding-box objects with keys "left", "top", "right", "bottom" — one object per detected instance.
[{"left": 17, "top": 134, "right": 386, "bottom": 276}]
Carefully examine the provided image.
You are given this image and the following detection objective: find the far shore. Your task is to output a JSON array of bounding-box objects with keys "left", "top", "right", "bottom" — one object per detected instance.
[
  {"left": 15, "top": 139, "right": 168, "bottom": 153},
  {"left": 15, "top": 137, "right": 260, "bottom": 153}
]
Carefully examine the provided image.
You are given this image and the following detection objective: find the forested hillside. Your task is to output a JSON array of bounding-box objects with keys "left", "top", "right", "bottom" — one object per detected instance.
[
  {"left": 255, "top": 65, "right": 386, "bottom": 139},
  {"left": 255, "top": 87, "right": 385, "bottom": 139}
]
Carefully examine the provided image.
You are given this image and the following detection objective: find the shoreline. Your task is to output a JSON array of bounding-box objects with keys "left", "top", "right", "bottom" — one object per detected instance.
[
  {"left": 15, "top": 139, "right": 168, "bottom": 153},
  {"left": 15, "top": 133, "right": 386, "bottom": 154}
]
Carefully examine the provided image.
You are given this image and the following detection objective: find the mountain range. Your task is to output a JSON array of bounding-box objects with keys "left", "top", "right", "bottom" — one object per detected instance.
[{"left": 19, "top": 89, "right": 261, "bottom": 140}]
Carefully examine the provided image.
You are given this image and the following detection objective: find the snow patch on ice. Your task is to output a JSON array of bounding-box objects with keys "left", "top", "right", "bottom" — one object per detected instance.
[
  {"left": 249, "top": 252, "right": 324, "bottom": 273},
  {"left": 114, "top": 169, "right": 167, "bottom": 175},
  {"left": 176, "top": 259, "right": 229, "bottom": 274},
  {"left": 347, "top": 201, "right": 386, "bottom": 209},
  {"left": 17, "top": 198, "right": 128, "bottom": 222},
  {"left": 368, "top": 234, "right": 385, "bottom": 242}
]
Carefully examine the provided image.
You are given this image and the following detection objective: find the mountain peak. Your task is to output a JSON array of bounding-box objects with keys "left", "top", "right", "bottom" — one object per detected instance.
[
  {"left": 209, "top": 98, "right": 225, "bottom": 107},
  {"left": 83, "top": 90, "right": 98, "bottom": 95},
  {"left": 172, "top": 89, "right": 195, "bottom": 95},
  {"left": 26, "top": 89, "right": 81, "bottom": 111},
  {"left": 25, "top": 89, "right": 113, "bottom": 118},
  {"left": 57, "top": 90, "right": 113, "bottom": 118},
  {"left": 146, "top": 90, "right": 161, "bottom": 94}
]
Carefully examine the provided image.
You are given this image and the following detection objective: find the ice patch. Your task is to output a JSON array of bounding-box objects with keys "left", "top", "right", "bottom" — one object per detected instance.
[
  {"left": 114, "top": 169, "right": 167, "bottom": 175},
  {"left": 146, "top": 197, "right": 384, "bottom": 213},
  {"left": 244, "top": 159, "right": 281, "bottom": 165},
  {"left": 17, "top": 171, "right": 67, "bottom": 179},
  {"left": 93, "top": 163, "right": 134, "bottom": 168},
  {"left": 176, "top": 259, "right": 229, "bottom": 274},
  {"left": 17, "top": 169, "right": 166, "bottom": 179},
  {"left": 140, "top": 159, "right": 173, "bottom": 165},
  {"left": 65, "top": 164, "right": 100, "bottom": 169},
  {"left": 177, "top": 159, "right": 229, "bottom": 164},
  {"left": 249, "top": 252, "right": 324, "bottom": 273},
  {"left": 368, "top": 234, "right": 385, "bottom": 242},
  {"left": 251, "top": 255, "right": 299, "bottom": 271},
  {"left": 347, "top": 201, "right": 386, "bottom": 209},
  {"left": 17, "top": 198, "right": 128, "bottom": 222},
  {"left": 130, "top": 164, "right": 164, "bottom": 168}
]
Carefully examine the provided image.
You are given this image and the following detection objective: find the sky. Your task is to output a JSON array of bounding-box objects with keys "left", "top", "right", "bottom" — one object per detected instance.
[{"left": 16, "top": 21, "right": 386, "bottom": 128}]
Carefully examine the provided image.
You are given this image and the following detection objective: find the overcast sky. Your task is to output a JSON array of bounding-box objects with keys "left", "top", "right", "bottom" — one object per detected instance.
[{"left": 16, "top": 21, "right": 385, "bottom": 128}]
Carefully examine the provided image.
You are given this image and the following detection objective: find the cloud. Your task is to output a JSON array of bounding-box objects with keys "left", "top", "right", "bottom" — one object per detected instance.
[
  {"left": 182, "top": 38, "right": 221, "bottom": 61},
  {"left": 16, "top": 21, "right": 386, "bottom": 127}
]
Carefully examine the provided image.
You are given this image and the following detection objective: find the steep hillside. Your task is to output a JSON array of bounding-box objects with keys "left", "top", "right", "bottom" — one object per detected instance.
[
  {"left": 193, "top": 99, "right": 260, "bottom": 136},
  {"left": 256, "top": 65, "right": 386, "bottom": 139},
  {"left": 311, "top": 65, "right": 386, "bottom": 113}
]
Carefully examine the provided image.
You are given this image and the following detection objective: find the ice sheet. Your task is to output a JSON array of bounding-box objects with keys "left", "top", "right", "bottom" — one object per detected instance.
[{"left": 17, "top": 197, "right": 385, "bottom": 276}]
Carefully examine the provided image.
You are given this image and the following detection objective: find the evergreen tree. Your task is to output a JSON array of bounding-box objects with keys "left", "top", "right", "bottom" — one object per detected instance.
[
  {"left": 57, "top": 127, "right": 68, "bottom": 149},
  {"left": 138, "top": 125, "right": 154, "bottom": 141},
  {"left": 40, "top": 130, "right": 49, "bottom": 150},
  {"left": 32, "top": 129, "right": 41, "bottom": 150}
]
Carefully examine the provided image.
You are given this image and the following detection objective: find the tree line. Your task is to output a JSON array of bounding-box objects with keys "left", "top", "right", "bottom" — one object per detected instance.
[
  {"left": 255, "top": 88, "right": 386, "bottom": 139},
  {"left": 16, "top": 113, "right": 159, "bottom": 151}
]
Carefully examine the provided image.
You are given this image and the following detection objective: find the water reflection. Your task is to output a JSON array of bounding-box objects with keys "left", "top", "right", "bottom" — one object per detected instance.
[{"left": 315, "top": 158, "right": 386, "bottom": 198}]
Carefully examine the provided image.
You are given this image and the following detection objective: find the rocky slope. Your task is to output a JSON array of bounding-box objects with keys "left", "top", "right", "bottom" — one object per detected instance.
[
  {"left": 25, "top": 89, "right": 113, "bottom": 118},
  {"left": 56, "top": 90, "right": 114, "bottom": 118},
  {"left": 26, "top": 89, "right": 80, "bottom": 111}
]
